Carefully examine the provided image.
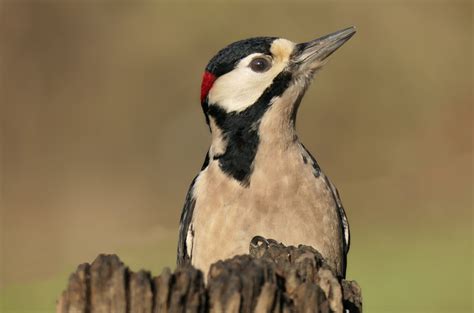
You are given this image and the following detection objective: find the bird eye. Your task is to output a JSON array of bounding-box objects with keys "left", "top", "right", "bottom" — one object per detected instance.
[{"left": 249, "top": 57, "right": 271, "bottom": 72}]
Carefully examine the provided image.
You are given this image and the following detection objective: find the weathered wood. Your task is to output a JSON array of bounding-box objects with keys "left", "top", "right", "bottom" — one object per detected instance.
[{"left": 57, "top": 239, "right": 362, "bottom": 313}]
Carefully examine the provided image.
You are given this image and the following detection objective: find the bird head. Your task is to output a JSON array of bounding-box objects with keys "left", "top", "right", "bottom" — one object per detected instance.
[
  {"left": 200, "top": 27, "right": 355, "bottom": 122},
  {"left": 199, "top": 27, "right": 355, "bottom": 184}
]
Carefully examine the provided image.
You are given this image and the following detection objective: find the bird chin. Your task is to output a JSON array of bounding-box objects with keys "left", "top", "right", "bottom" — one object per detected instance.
[
  {"left": 294, "top": 58, "right": 328, "bottom": 77},
  {"left": 290, "top": 64, "right": 324, "bottom": 93}
]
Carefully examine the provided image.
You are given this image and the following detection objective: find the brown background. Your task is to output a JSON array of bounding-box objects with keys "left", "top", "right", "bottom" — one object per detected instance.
[{"left": 0, "top": 1, "right": 472, "bottom": 312}]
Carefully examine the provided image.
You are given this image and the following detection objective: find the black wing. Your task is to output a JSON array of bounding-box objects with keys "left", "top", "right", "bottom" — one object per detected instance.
[
  {"left": 176, "top": 179, "right": 197, "bottom": 266},
  {"left": 176, "top": 152, "right": 210, "bottom": 266},
  {"left": 301, "top": 144, "right": 350, "bottom": 277},
  {"left": 323, "top": 175, "right": 350, "bottom": 278}
]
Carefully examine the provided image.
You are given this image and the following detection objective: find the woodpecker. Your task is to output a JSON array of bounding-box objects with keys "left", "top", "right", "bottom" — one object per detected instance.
[{"left": 177, "top": 27, "right": 355, "bottom": 278}]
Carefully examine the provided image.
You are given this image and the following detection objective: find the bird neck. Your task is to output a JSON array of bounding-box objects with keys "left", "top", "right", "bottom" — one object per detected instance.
[{"left": 207, "top": 89, "right": 301, "bottom": 186}]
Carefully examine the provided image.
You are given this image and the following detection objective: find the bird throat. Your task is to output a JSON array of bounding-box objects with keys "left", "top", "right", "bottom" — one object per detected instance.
[{"left": 207, "top": 71, "right": 293, "bottom": 186}]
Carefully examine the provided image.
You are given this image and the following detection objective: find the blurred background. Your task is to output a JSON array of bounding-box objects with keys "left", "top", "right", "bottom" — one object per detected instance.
[{"left": 0, "top": 1, "right": 472, "bottom": 312}]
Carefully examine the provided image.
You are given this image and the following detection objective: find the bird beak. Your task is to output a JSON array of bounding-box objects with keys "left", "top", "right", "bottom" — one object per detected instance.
[{"left": 293, "top": 26, "right": 356, "bottom": 72}]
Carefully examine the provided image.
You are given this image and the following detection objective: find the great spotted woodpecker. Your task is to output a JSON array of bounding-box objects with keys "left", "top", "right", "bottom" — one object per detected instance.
[{"left": 177, "top": 27, "right": 355, "bottom": 278}]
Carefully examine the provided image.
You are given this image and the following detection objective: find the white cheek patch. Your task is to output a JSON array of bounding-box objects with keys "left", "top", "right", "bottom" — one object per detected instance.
[
  {"left": 208, "top": 65, "right": 281, "bottom": 112},
  {"left": 208, "top": 39, "right": 296, "bottom": 113}
]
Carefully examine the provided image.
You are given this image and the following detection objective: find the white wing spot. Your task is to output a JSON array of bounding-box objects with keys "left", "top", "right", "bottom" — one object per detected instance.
[{"left": 186, "top": 223, "right": 194, "bottom": 258}]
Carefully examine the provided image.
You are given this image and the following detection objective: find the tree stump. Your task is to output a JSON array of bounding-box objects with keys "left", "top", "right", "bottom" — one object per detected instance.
[{"left": 57, "top": 238, "right": 362, "bottom": 313}]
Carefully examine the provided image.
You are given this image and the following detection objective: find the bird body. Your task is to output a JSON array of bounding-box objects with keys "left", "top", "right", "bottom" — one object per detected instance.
[{"left": 177, "top": 28, "right": 355, "bottom": 278}]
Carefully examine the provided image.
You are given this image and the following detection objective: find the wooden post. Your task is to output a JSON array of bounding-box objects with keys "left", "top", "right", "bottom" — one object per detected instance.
[{"left": 57, "top": 239, "right": 362, "bottom": 313}]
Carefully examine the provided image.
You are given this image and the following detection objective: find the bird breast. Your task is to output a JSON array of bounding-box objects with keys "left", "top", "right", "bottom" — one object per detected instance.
[{"left": 190, "top": 140, "right": 344, "bottom": 277}]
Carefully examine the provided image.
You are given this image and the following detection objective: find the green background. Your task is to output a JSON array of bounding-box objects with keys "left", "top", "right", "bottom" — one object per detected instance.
[{"left": 0, "top": 1, "right": 472, "bottom": 312}]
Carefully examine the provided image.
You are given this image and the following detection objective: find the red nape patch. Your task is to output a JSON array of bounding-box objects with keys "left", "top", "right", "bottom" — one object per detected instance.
[{"left": 200, "top": 71, "right": 216, "bottom": 103}]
